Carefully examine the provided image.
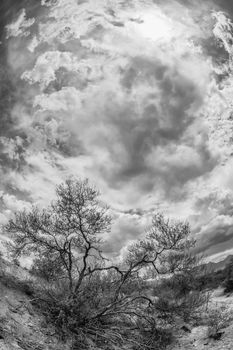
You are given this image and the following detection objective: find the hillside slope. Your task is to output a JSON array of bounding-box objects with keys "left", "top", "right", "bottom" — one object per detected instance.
[{"left": 0, "top": 261, "right": 69, "bottom": 350}]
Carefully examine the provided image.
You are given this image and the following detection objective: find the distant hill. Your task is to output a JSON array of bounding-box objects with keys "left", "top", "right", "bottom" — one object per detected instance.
[{"left": 204, "top": 255, "right": 233, "bottom": 273}]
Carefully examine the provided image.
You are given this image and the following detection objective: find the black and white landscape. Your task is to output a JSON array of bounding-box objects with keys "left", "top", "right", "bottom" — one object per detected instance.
[{"left": 1, "top": 1, "right": 233, "bottom": 349}]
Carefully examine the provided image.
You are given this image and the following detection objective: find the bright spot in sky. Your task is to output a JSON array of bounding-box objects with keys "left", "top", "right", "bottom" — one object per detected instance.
[{"left": 129, "top": 12, "right": 172, "bottom": 42}]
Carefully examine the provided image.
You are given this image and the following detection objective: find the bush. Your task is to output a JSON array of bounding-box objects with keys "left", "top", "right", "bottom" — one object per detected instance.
[
  {"left": 205, "top": 305, "right": 232, "bottom": 340},
  {"left": 196, "top": 269, "right": 226, "bottom": 291},
  {"left": 222, "top": 257, "right": 233, "bottom": 293},
  {"left": 152, "top": 268, "right": 208, "bottom": 322},
  {"left": 4, "top": 178, "right": 207, "bottom": 350},
  {"left": 223, "top": 278, "right": 233, "bottom": 293}
]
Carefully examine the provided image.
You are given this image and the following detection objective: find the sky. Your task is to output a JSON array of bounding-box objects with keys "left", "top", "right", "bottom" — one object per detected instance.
[{"left": 1, "top": 0, "right": 233, "bottom": 262}]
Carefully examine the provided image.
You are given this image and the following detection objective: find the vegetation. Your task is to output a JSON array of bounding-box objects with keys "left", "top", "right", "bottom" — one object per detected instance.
[
  {"left": 206, "top": 305, "right": 232, "bottom": 340},
  {"left": 4, "top": 178, "right": 208, "bottom": 349},
  {"left": 194, "top": 256, "right": 233, "bottom": 293},
  {"left": 196, "top": 269, "right": 226, "bottom": 291},
  {"left": 152, "top": 263, "right": 208, "bottom": 322},
  {"left": 223, "top": 257, "right": 233, "bottom": 293}
]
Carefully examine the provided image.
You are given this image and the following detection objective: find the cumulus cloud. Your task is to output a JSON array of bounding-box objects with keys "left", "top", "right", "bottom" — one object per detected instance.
[
  {"left": 2, "top": 0, "right": 233, "bottom": 259},
  {"left": 213, "top": 12, "right": 233, "bottom": 59},
  {"left": 22, "top": 51, "right": 106, "bottom": 89},
  {"left": 6, "top": 9, "right": 35, "bottom": 39},
  {"left": 0, "top": 191, "right": 31, "bottom": 226},
  {"left": 24, "top": 50, "right": 215, "bottom": 198}
]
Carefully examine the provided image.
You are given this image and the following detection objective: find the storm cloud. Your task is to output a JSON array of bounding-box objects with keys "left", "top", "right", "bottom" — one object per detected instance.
[{"left": 1, "top": 0, "right": 233, "bottom": 260}]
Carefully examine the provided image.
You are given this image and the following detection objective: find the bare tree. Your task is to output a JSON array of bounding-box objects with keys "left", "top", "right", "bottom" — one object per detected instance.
[
  {"left": 4, "top": 179, "right": 203, "bottom": 349},
  {"left": 5, "top": 178, "right": 112, "bottom": 295}
]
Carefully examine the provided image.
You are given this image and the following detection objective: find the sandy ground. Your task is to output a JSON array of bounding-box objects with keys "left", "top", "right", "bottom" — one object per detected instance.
[{"left": 169, "top": 288, "right": 233, "bottom": 350}]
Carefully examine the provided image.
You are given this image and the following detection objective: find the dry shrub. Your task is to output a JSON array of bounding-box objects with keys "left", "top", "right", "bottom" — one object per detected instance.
[
  {"left": 153, "top": 272, "right": 208, "bottom": 323},
  {"left": 4, "top": 179, "right": 208, "bottom": 350},
  {"left": 205, "top": 305, "right": 232, "bottom": 340},
  {"left": 28, "top": 274, "right": 174, "bottom": 350}
]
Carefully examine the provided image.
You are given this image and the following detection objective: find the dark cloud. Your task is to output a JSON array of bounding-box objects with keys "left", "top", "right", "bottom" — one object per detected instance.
[
  {"left": 103, "top": 213, "right": 145, "bottom": 255},
  {"left": 0, "top": 1, "right": 44, "bottom": 182},
  {"left": 120, "top": 57, "right": 167, "bottom": 90},
  {"left": 96, "top": 56, "right": 216, "bottom": 196},
  {"left": 214, "top": 0, "right": 233, "bottom": 17},
  {"left": 1, "top": 0, "right": 233, "bottom": 260},
  {"left": 0, "top": 66, "right": 16, "bottom": 136},
  {"left": 201, "top": 34, "right": 229, "bottom": 66}
]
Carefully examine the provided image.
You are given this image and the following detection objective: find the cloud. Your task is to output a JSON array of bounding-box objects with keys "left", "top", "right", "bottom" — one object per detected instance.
[
  {"left": 186, "top": 187, "right": 233, "bottom": 261},
  {"left": 34, "top": 87, "right": 82, "bottom": 111},
  {"left": 6, "top": 9, "right": 35, "bottom": 39},
  {"left": 196, "top": 215, "right": 233, "bottom": 252},
  {"left": 103, "top": 209, "right": 152, "bottom": 256},
  {"left": 0, "top": 191, "right": 31, "bottom": 226},
  {"left": 0, "top": 65, "right": 16, "bottom": 136},
  {"left": 24, "top": 50, "right": 215, "bottom": 200},
  {"left": 21, "top": 51, "right": 98, "bottom": 89},
  {"left": 2, "top": 0, "right": 233, "bottom": 258}
]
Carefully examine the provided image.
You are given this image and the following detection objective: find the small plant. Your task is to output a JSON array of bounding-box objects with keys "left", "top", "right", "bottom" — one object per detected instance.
[{"left": 206, "top": 305, "right": 232, "bottom": 340}]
